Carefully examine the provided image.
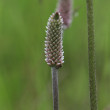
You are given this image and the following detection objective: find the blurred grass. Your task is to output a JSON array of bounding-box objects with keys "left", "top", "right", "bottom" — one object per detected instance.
[{"left": 0, "top": 0, "right": 110, "bottom": 110}]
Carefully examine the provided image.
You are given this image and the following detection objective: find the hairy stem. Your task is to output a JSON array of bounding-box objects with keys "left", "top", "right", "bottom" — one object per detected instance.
[
  {"left": 51, "top": 67, "right": 59, "bottom": 110},
  {"left": 86, "top": 0, "right": 97, "bottom": 110}
]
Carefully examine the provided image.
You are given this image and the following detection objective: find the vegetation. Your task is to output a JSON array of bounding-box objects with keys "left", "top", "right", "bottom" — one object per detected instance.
[{"left": 0, "top": 0, "right": 110, "bottom": 110}]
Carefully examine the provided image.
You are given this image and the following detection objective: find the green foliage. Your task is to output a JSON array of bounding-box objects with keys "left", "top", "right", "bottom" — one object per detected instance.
[{"left": 0, "top": 0, "right": 110, "bottom": 110}]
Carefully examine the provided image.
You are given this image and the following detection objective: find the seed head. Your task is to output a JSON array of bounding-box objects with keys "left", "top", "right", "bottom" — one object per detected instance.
[{"left": 44, "top": 12, "right": 64, "bottom": 69}]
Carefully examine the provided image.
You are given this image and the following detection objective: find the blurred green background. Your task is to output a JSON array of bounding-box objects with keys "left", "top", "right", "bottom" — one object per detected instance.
[{"left": 0, "top": 0, "right": 110, "bottom": 110}]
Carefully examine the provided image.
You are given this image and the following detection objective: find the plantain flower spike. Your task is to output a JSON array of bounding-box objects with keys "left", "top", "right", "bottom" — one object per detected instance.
[
  {"left": 45, "top": 12, "right": 64, "bottom": 69},
  {"left": 57, "top": 0, "right": 73, "bottom": 29}
]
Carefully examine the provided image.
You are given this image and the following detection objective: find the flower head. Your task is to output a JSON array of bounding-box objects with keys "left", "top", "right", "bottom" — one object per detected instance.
[
  {"left": 45, "top": 12, "right": 64, "bottom": 69},
  {"left": 57, "top": 0, "right": 73, "bottom": 29}
]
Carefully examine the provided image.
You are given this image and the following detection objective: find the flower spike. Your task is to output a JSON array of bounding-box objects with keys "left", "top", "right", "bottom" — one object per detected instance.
[
  {"left": 44, "top": 12, "right": 64, "bottom": 69},
  {"left": 57, "top": 0, "right": 73, "bottom": 29}
]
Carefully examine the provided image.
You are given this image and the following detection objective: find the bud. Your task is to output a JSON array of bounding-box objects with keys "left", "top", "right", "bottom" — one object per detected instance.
[
  {"left": 44, "top": 12, "right": 64, "bottom": 69},
  {"left": 57, "top": 0, "right": 73, "bottom": 29}
]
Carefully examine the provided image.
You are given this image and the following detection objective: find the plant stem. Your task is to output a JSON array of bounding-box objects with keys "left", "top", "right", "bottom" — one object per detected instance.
[
  {"left": 86, "top": 0, "right": 97, "bottom": 110},
  {"left": 51, "top": 67, "right": 59, "bottom": 110}
]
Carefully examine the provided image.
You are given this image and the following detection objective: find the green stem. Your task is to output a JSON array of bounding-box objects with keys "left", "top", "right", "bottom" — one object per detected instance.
[
  {"left": 86, "top": 0, "right": 97, "bottom": 110},
  {"left": 51, "top": 67, "right": 59, "bottom": 110}
]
